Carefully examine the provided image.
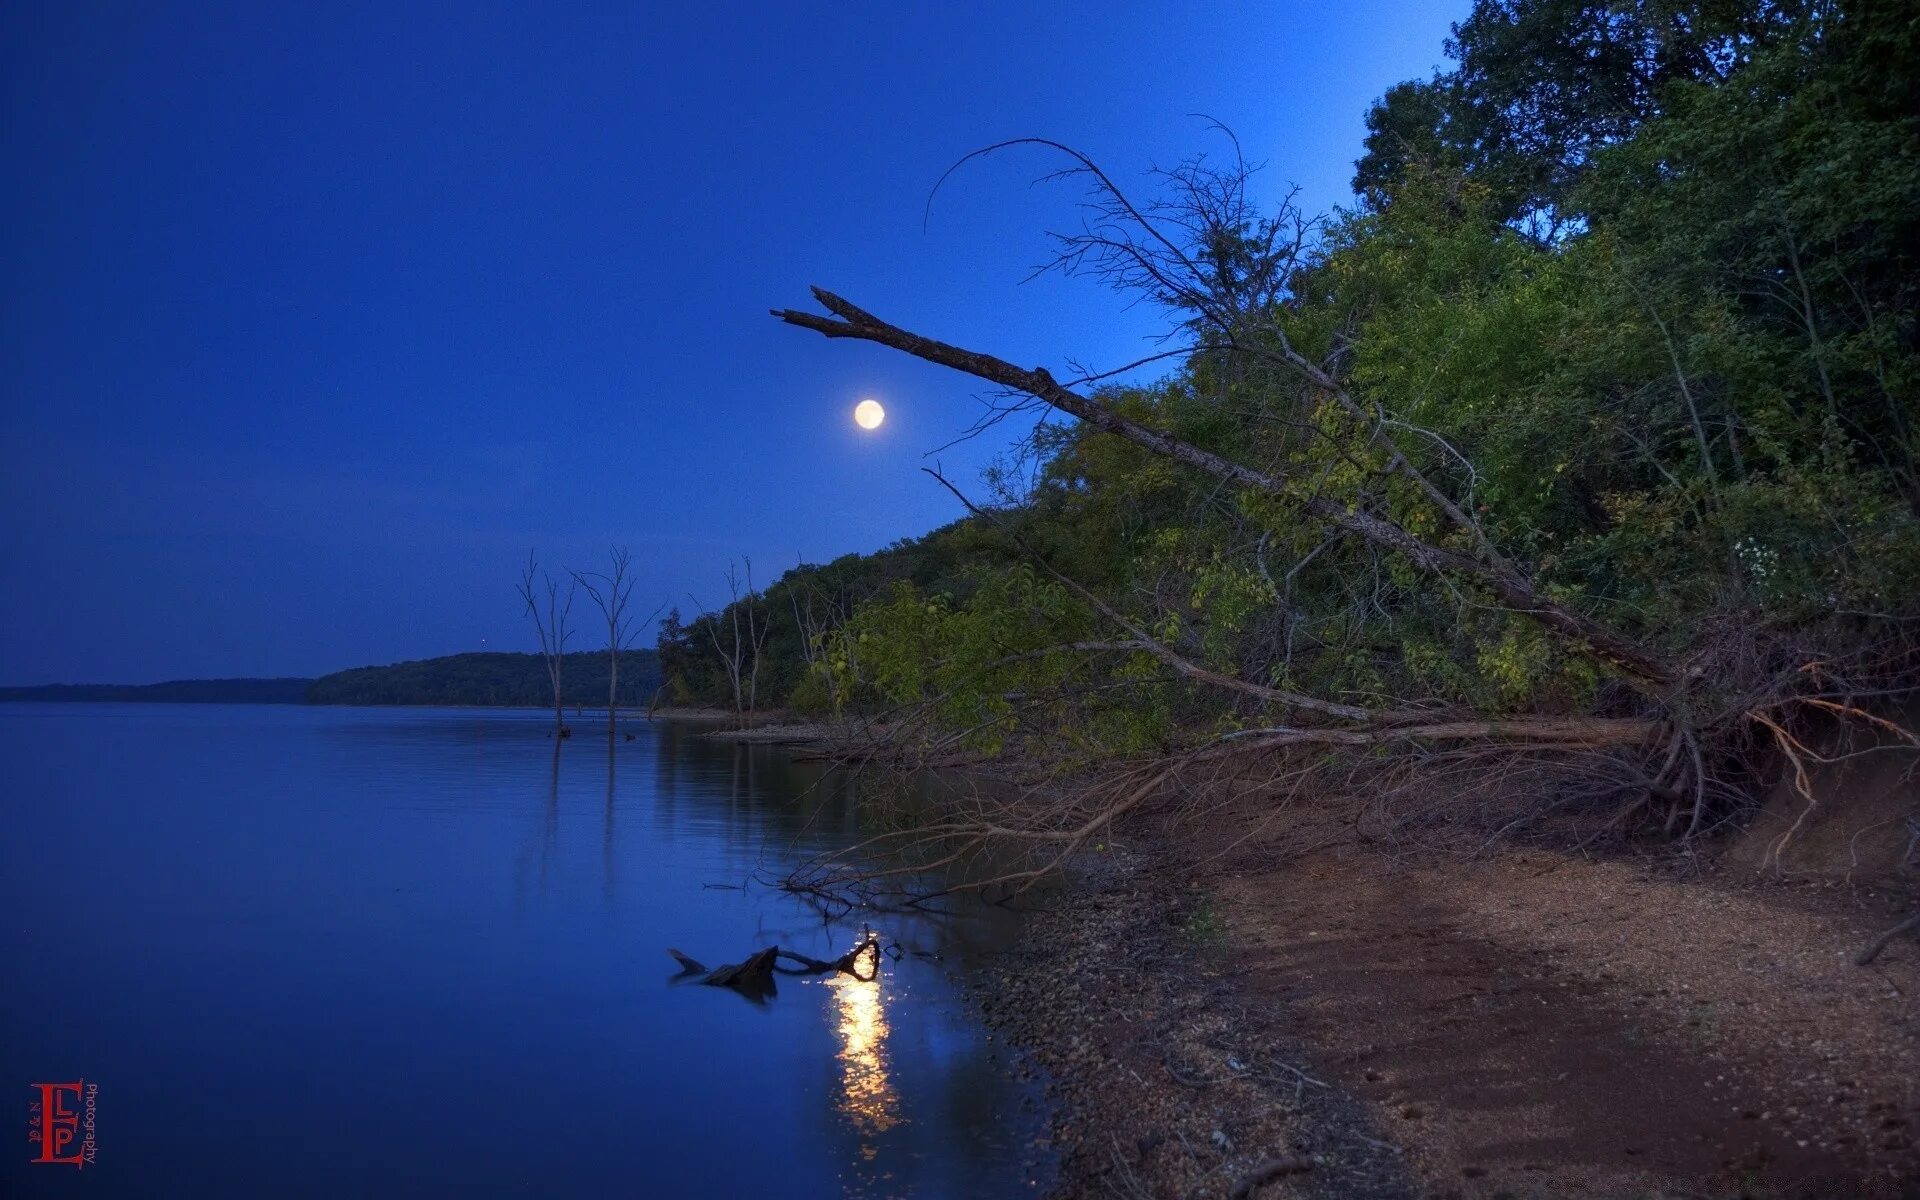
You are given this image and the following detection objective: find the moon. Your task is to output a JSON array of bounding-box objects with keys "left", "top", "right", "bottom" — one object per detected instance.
[{"left": 853, "top": 399, "right": 886, "bottom": 430}]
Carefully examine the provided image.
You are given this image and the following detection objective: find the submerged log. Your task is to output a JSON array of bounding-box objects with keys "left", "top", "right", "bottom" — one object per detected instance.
[
  {"left": 702, "top": 946, "right": 779, "bottom": 990},
  {"left": 667, "top": 948, "right": 707, "bottom": 977},
  {"left": 664, "top": 946, "right": 780, "bottom": 1002},
  {"left": 666, "top": 934, "right": 881, "bottom": 993}
]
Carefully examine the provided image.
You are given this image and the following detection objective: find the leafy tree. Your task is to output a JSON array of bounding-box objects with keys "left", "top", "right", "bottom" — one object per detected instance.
[{"left": 679, "top": 0, "right": 1919, "bottom": 852}]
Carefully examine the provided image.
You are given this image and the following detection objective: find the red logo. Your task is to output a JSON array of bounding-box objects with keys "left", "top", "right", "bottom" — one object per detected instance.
[{"left": 29, "top": 1080, "right": 97, "bottom": 1167}]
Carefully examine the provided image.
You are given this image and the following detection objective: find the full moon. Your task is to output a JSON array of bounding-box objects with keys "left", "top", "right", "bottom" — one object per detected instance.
[{"left": 853, "top": 399, "right": 886, "bottom": 430}]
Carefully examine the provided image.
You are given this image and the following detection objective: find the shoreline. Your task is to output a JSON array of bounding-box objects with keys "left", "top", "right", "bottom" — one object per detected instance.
[
  {"left": 733, "top": 717, "right": 1918, "bottom": 1198},
  {"left": 979, "top": 833, "right": 1919, "bottom": 1199},
  {"left": 975, "top": 843, "right": 1417, "bottom": 1199}
]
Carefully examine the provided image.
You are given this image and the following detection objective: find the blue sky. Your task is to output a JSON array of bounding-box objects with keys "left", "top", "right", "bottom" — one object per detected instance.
[{"left": 0, "top": 1, "right": 1463, "bottom": 684}]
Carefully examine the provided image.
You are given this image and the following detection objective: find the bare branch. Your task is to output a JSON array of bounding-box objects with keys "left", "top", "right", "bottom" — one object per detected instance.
[{"left": 775, "top": 287, "right": 1676, "bottom": 684}]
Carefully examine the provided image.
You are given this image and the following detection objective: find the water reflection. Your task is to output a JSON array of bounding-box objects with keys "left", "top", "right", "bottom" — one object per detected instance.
[
  {"left": 603, "top": 739, "right": 617, "bottom": 910},
  {"left": 543, "top": 742, "right": 559, "bottom": 886},
  {"left": 513, "top": 742, "right": 564, "bottom": 908},
  {"left": 828, "top": 958, "right": 900, "bottom": 1147},
  {"left": 0, "top": 705, "right": 1055, "bottom": 1198}
]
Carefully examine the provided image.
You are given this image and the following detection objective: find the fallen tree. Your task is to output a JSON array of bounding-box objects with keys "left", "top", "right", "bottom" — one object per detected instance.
[{"left": 762, "top": 126, "right": 1920, "bottom": 901}]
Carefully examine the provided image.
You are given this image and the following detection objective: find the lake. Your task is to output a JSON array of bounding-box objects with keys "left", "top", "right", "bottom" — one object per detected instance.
[{"left": 1, "top": 703, "right": 1051, "bottom": 1198}]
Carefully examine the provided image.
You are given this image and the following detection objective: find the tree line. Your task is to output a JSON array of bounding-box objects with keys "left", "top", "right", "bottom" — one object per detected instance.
[
  {"left": 306, "top": 650, "right": 661, "bottom": 709},
  {"left": 667, "top": 0, "right": 1917, "bottom": 867}
]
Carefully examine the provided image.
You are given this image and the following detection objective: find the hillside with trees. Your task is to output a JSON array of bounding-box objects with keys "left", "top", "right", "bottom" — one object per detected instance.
[
  {"left": 307, "top": 651, "right": 661, "bottom": 709},
  {"left": 0, "top": 678, "right": 314, "bottom": 704},
  {"left": 666, "top": 0, "right": 1918, "bottom": 856}
]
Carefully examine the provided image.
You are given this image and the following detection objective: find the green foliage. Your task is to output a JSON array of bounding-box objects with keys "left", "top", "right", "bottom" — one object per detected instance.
[
  {"left": 820, "top": 568, "right": 1175, "bottom": 755},
  {"left": 654, "top": 519, "right": 1011, "bottom": 712},
  {"left": 668, "top": 0, "right": 1919, "bottom": 756},
  {"left": 786, "top": 666, "right": 837, "bottom": 716},
  {"left": 1356, "top": 0, "right": 1809, "bottom": 228}
]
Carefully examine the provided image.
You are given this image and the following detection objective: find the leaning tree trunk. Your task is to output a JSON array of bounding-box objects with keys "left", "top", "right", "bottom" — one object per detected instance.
[{"left": 773, "top": 288, "right": 1679, "bottom": 688}]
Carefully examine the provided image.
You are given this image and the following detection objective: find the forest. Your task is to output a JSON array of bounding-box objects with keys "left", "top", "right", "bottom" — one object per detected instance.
[
  {"left": 661, "top": 0, "right": 1917, "bottom": 862},
  {"left": 0, "top": 678, "right": 315, "bottom": 704},
  {"left": 307, "top": 650, "right": 662, "bottom": 709}
]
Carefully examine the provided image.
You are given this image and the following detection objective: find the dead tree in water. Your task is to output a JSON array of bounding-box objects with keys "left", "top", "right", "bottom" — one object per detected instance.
[
  {"left": 572, "top": 546, "right": 664, "bottom": 739},
  {"left": 516, "top": 552, "right": 576, "bottom": 738}
]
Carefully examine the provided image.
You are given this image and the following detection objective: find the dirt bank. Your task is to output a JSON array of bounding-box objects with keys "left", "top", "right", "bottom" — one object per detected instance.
[
  {"left": 979, "top": 847, "right": 1418, "bottom": 1199},
  {"left": 980, "top": 824, "right": 1918, "bottom": 1199},
  {"left": 724, "top": 718, "right": 1918, "bottom": 1195}
]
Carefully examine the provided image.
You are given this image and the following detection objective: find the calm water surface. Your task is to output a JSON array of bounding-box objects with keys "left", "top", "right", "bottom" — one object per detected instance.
[{"left": 1, "top": 704, "right": 1051, "bottom": 1198}]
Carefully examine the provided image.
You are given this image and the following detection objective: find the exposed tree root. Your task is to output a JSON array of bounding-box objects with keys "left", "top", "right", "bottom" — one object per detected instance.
[{"left": 1855, "top": 911, "right": 1920, "bottom": 967}]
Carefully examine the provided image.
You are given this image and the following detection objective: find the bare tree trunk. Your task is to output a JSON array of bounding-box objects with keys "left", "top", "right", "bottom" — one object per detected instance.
[
  {"left": 742, "top": 558, "right": 771, "bottom": 720},
  {"left": 1778, "top": 216, "right": 1838, "bottom": 416},
  {"left": 790, "top": 569, "right": 847, "bottom": 710},
  {"left": 1621, "top": 270, "right": 1720, "bottom": 495},
  {"left": 517, "top": 552, "right": 576, "bottom": 738},
  {"left": 573, "top": 547, "right": 662, "bottom": 741},
  {"left": 705, "top": 563, "right": 750, "bottom": 726}
]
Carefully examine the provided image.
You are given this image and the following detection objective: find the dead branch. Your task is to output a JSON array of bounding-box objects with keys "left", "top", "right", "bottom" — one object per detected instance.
[{"left": 774, "top": 287, "right": 1676, "bottom": 685}]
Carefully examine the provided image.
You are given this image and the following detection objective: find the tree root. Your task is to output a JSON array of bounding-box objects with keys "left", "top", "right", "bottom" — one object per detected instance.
[{"left": 1855, "top": 911, "right": 1920, "bottom": 966}]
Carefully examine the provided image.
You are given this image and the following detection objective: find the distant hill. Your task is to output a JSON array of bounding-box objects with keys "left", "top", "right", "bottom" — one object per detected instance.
[
  {"left": 1, "top": 651, "right": 665, "bottom": 709},
  {"left": 0, "top": 678, "right": 315, "bottom": 704},
  {"left": 305, "top": 650, "right": 662, "bottom": 708}
]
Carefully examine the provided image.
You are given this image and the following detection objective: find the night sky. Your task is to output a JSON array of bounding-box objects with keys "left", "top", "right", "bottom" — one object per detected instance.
[{"left": 1, "top": 1, "right": 1463, "bottom": 685}]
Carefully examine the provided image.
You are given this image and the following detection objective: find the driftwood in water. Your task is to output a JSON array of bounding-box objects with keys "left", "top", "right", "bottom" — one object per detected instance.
[
  {"left": 667, "top": 945, "right": 779, "bottom": 990},
  {"left": 667, "top": 947, "right": 706, "bottom": 976},
  {"left": 704, "top": 946, "right": 779, "bottom": 989},
  {"left": 667, "top": 934, "right": 882, "bottom": 994}
]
